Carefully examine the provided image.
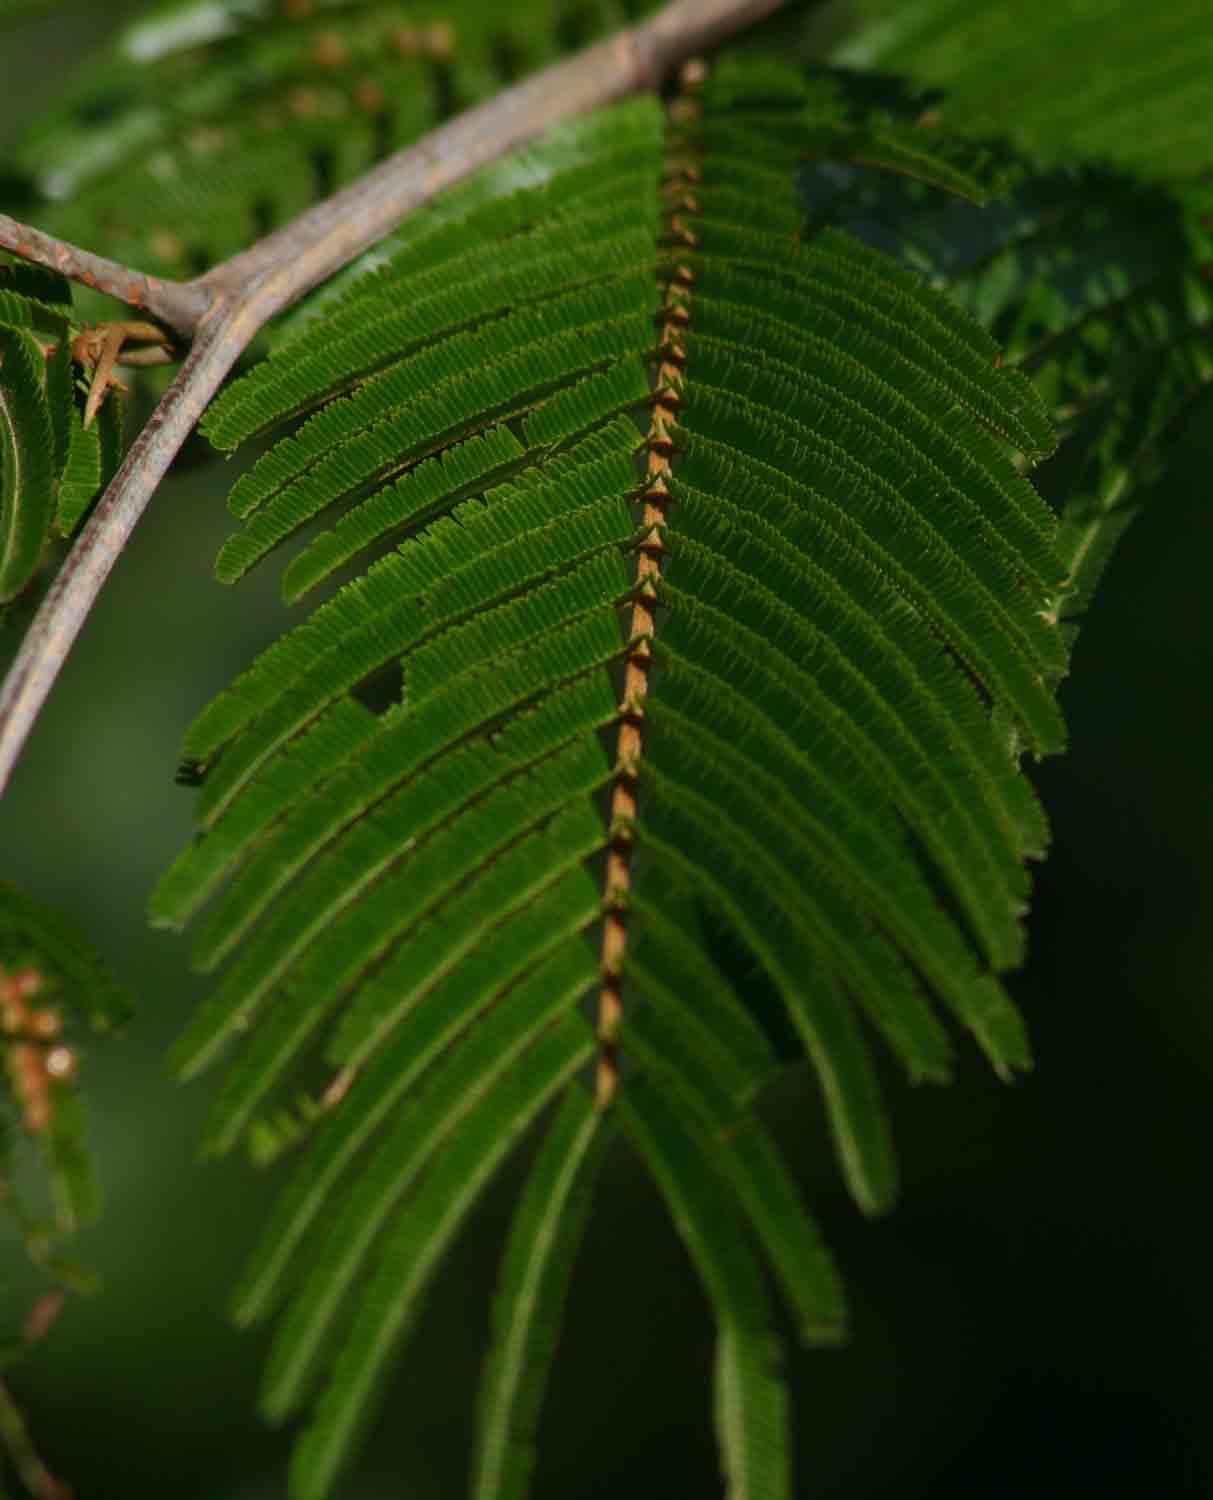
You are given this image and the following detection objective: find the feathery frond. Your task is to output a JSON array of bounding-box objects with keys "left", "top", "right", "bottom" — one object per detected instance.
[
  {"left": 0, "top": 0, "right": 1207, "bottom": 1495},
  {"left": 152, "top": 61, "right": 1092, "bottom": 1496}
]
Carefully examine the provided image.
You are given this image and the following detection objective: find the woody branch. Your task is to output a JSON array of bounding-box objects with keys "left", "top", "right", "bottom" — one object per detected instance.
[{"left": 0, "top": 0, "right": 788, "bottom": 796}]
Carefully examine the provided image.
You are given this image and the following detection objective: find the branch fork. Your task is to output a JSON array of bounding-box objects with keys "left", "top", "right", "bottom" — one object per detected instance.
[{"left": 0, "top": 0, "right": 788, "bottom": 797}]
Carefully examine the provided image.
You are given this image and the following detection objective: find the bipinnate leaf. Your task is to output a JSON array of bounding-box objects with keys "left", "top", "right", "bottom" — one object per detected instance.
[{"left": 152, "top": 54, "right": 1208, "bottom": 1500}]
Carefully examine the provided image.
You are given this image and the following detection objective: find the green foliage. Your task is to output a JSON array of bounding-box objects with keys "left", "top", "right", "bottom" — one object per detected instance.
[
  {"left": 810, "top": 134, "right": 1213, "bottom": 622},
  {"left": 0, "top": 883, "right": 130, "bottom": 1496},
  {"left": 0, "top": 0, "right": 58, "bottom": 18},
  {"left": 144, "top": 55, "right": 1205, "bottom": 1494},
  {"left": 0, "top": 259, "right": 124, "bottom": 603},
  {"left": 622, "top": 1076, "right": 790, "bottom": 1500},
  {"left": 6, "top": 0, "right": 664, "bottom": 283},
  {"left": 0, "top": 880, "right": 131, "bottom": 1255},
  {"left": 0, "top": 883, "right": 131, "bottom": 1034},
  {"left": 839, "top": 0, "right": 1213, "bottom": 175},
  {"left": 470, "top": 1086, "right": 609, "bottom": 1500},
  {"left": 0, "top": 321, "right": 55, "bottom": 603},
  {"left": 2, "top": 3, "right": 1213, "bottom": 1498}
]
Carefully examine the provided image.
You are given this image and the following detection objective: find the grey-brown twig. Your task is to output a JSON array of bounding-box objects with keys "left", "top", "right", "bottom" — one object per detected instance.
[
  {"left": 0, "top": 0, "right": 788, "bottom": 794},
  {"left": 0, "top": 213, "right": 210, "bottom": 337}
]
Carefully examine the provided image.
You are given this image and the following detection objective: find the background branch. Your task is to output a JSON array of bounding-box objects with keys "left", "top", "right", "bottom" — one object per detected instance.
[{"left": 0, "top": 0, "right": 788, "bottom": 796}]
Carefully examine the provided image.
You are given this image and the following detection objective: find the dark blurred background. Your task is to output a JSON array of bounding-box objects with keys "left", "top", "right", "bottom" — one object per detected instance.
[{"left": 3, "top": 6, "right": 1213, "bottom": 1497}]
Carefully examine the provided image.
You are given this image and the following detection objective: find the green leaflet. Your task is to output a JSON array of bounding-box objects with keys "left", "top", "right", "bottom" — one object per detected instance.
[
  {"left": 168, "top": 428, "right": 642, "bottom": 827},
  {"left": 207, "top": 176, "right": 662, "bottom": 458},
  {"left": 0, "top": 262, "right": 125, "bottom": 600},
  {"left": 288, "top": 1015, "right": 595, "bottom": 1500},
  {"left": 635, "top": 793, "right": 899, "bottom": 1217},
  {"left": 471, "top": 1087, "right": 611, "bottom": 1500},
  {"left": 0, "top": 324, "right": 54, "bottom": 602},
  {"left": 623, "top": 994, "right": 847, "bottom": 1344},
  {"left": 623, "top": 1079, "right": 792, "bottom": 1500},
  {"left": 259, "top": 918, "right": 600, "bottom": 1421},
  {"left": 627, "top": 889, "right": 779, "bottom": 1091},
  {"left": 54, "top": 408, "right": 103, "bottom": 537},
  {"left": 801, "top": 123, "right": 1213, "bottom": 627},
  {"left": 1009, "top": 185, "right": 1213, "bottom": 621},
  {"left": 230, "top": 938, "right": 598, "bottom": 1329}
]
